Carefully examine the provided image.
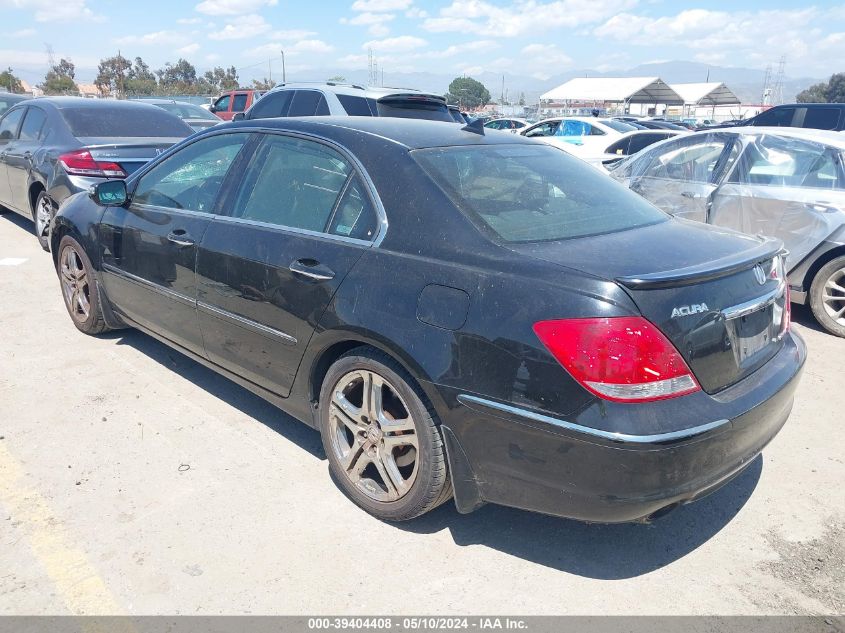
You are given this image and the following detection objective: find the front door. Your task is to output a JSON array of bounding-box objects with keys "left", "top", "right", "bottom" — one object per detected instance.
[
  {"left": 0, "top": 107, "right": 25, "bottom": 210},
  {"left": 99, "top": 131, "right": 254, "bottom": 355},
  {"left": 196, "top": 132, "right": 381, "bottom": 396}
]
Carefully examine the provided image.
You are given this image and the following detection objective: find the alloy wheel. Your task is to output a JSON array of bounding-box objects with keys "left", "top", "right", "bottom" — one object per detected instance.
[
  {"left": 328, "top": 370, "right": 419, "bottom": 503},
  {"left": 822, "top": 266, "right": 845, "bottom": 326},
  {"left": 59, "top": 245, "right": 91, "bottom": 322},
  {"left": 35, "top": 195, "right": 52, "bottom": 239}
]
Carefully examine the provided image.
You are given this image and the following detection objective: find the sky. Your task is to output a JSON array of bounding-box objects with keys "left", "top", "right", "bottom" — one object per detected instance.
[{"left": 1, "top": 0, "right": 844, "bottom": 88}]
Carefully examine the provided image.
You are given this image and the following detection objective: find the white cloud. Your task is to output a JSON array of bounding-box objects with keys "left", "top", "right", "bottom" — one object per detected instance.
[
  {"left": 5, "top": 28, "right": 36, "bottom": 37},
  {"left": 363, "top": 35, "right": 426, "bottom": 52},
  {"left": 0, "top": 0, "right": 102, "bottom": 22},
  {"left": 208, "top": 14, "right": 271, "bottom": 40},
  {"left": 177, "top": 43, "right": 201, "bottom": 54},
  {"left": 266, "top": 29, "right": 318, "bottom": 41},
  {"left": 426, "top": 39, "right": 498, "bottom": 58},
  {"left": 340, "top": 11, "right": 395, "bottom": 36},
  {"left": 405, "top": 7, "right": 427, "bottom": 18},
  {"left": 116, "top": 30, "right": 187, "bottom": 46},
  {"left": 422, "top": 0, "right": 636, "bottom": 37},
  {"left": 351, "top": 0, "right": 411, "bottom": 11},
  {"left": 195, "top": 0, "right": 277, "bottom": 16},
  {"left": 206, "top": 53, "right": 221, "bottom": 62},
  {"left": 177, "top": 17, "right": 203, "bottom": 24},
  {"left": 246, "top": 39, "right": 334, "bottom": 57}
]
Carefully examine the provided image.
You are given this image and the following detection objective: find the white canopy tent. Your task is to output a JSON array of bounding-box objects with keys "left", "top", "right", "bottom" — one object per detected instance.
[
  {"left": 540, "top": 77, "right": 684, "bottom": 105},
  {"left": 670, "top": 82, "right": 740, "bottom": 106}
]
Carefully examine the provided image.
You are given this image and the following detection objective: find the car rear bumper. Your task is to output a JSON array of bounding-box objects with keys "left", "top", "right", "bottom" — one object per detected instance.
[{"left": 439, "top": 330, "right": 806, "bottom": 523}]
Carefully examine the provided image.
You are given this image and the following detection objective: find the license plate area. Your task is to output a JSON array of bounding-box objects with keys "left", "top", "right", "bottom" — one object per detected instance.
[{"left": 727, "top": 303, "right": 779, "bottom": 367}]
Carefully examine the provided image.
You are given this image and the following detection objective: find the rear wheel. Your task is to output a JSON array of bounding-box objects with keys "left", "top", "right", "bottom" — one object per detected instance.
[
  {"left": 319, "top": 349, "right": 451, "bottom": 521},
  {"left": 57, "top": 236, "right": 110, "bottom": 335},
  {"left": 33, "top": 191, "right": 54, "bottom": 251},
  {"left": 809, "top": 255, "right": 845, "bottom": 337}
]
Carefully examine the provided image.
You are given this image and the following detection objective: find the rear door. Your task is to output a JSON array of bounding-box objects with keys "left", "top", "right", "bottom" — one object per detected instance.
[
  {"left": 6, "top": 105, "right": 47, "bottom": 213},
  {"left": 0, "top": 107, "right": 25, "bottom": 209},
  {"left": 99, "top": 131, "right": 254, "bottom": 355},
  {"left": 196, "top": 132, "right": 381, "bottom": 396},
  {"left": 710, "top": 135, "right": 845, "bottom": 267},
  {"left": 631, "top": 134, "right": 737, "bottom": 222}
]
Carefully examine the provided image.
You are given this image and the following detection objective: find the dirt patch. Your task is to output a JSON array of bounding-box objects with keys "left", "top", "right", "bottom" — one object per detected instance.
[{"left": 763, "top": 520, "right": 845, "bottom": 614}]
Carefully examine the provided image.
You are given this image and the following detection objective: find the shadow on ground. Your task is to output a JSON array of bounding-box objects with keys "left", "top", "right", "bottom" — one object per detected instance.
[{"left": 107, "top": 325, "right": 762, "bottom": 580}]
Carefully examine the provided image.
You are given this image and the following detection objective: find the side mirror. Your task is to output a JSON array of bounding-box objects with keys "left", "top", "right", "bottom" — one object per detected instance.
[
  {"left": 90, "top": 180, "right": 128, "bottom": 207},
  {"left": 233, "top": 112, "right": 245, "bottom": 122},
  {"left": 208, "top": 105, "right": 217, "bottom": 113}
]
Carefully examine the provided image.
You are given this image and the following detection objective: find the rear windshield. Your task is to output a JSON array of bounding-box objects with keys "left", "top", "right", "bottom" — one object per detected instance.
[
  {"left": 375, "top": 97, "right": 453, "bottom": 122},
  {"left": 602, "top": 119, "right": 639, "bottom": 133},
  {"left": 61, "top": 106, "right": 191, "bottom": 137},
  {"left": 413, "top": 144, "right": 667, "bottom": 243}
]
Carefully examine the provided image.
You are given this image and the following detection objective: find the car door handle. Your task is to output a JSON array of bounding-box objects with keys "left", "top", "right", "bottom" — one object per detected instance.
[
  {"left": 289, "top": 258, "right": 335, "bottom": 281},
  {"left": 681, "top": 191, "right": 703, "bottom": 199},
  {"left": 167, "top": 230, "right": 195, "bottom": 248}
]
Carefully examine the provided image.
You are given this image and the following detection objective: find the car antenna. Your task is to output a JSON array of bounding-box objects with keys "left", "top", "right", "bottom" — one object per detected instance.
[{"left": 461, "top": 118, "right": 485, "bottom": 135}]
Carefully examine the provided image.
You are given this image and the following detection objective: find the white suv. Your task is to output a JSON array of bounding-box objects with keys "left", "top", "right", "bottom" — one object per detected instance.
[{"left": 242, "top": 82, "right": 453, "bottom": 122}]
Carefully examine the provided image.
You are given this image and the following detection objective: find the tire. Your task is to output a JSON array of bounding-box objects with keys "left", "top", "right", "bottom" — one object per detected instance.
[
  {"left": 56, "top": 235, "right": 110, "bottom": 335},
  {"left": 809, "top": 255, "right": 845, "bottom": 338},
  {"left": 319, "top": 348, "right": 452, "bottom": 521},
  {"left": 33, "top": 191, "right": 54, "bottom": 252}
]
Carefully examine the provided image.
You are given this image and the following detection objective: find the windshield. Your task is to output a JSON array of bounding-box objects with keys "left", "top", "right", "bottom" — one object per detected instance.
[
  {"left": 157, "top": 102, "right": 218, "bottom": 121},
  {"left": 413, "top": 144, "right": 667, "bottom": 243},
  {"left": 601, "top": 119, "right": 639, "bottom": 133},
  {"left": 61, "top": 106, "right": 191, "bottom": 137}
]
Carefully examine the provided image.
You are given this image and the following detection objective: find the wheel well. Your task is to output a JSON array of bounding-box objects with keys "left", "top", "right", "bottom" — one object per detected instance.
[
  {"left": 309, "top": 341, "right": 372, "bottom": 405},
  {"left": 801, "top": 245, "right": 845, "bottom": 292},
  {"left": 50, "top": 224, "right": 70, "bottom": 267},
  {"left": 28, "top": 182, "right": 45, "bottom": 217}
]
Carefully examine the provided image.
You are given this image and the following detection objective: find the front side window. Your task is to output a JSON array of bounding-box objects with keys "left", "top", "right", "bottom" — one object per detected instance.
[
  {"left": 232, "top": 94, "right": 249, "bottom": 112},
  {"left": 133, "top": 133, "right": 251, "bottom": 212},
  {"left": 247, "top": 91, "right": 293, "bottom": 120},
  {"left": 729, "top": 136, "right": 845, "bottom": 189},
  {"left": 214, "top": 95, "right": 231, "bottom": 112},
  {"left": 0, "top": 108, "right": 25, "bottom": 141},
  {"left": 642, "top": 138, "right": 730, "bottom": 183},
  {"left": 751, "top": 107, "right": 794, "bottom": 127},
  {"left": 524, "top": 121, "right": 559, "bottom": 137},
  {"left": 413, "top": 144, "right": 666, "bottom": 243},
  {"left": 231, "top": 135, "right": 361, "bottom": 234},
  {"left": 287, "top": 91, "right": 325, "bottom": 117}
]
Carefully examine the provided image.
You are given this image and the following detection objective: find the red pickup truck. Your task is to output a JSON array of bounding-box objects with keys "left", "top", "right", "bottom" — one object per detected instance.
[{"left": 209, "top": 89, "right": 265, "bottom": 121}]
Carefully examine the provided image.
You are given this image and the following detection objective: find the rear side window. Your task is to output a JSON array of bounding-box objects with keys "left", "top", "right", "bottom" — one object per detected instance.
[
  {"left": 802, "top": 107, "right": 841, "bottom": 131},
  {"left": 413, "top": 144, "right": 666, "bottom": 243},
  {"left": 232, "top": 94, "right": 249, "bottom": 112},
  {"left": 0, "top": 107, "right": 24, "bottom": 141},
  {"left": 729, "top": 136, "right": 845, "bottom": 189},
  {"left": 19, "top": 107, "right": 46, "bottom": 141},
  {"left": 328, "top": 177, "right": 378, "bottom": 240},
  {"left": 214, "top": 95, "right": 231, "bottom": 111},
  {"left": 231, "top": 135, "right": 351, "bottom": 232},
  {"left": 287, "top": 90, "right": 325, "bottom": 117},
  {"left": 62, "top": 106, "right": 191, "bottom": 137},
  {"left": 247, "top": 90, "right": 293, "bottom": 119},
  {"left": 337, "top": 94, "right": 374, "bottom": 116},
  {"left": 375, "top": 97, "right": 452, "bottom": 122}
]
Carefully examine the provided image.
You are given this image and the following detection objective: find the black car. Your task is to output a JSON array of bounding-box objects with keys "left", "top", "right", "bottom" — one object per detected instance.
[
  {"left": 723, "top": 103, "right": 845, "bottom": 131},
  {"left": 0, "top": 92, "right": 30, "bottom": 117},
  {"left": 0, "top": 97, "right": 192, "bottom": 249},
  {"left": 51, "top": 117, "right": 805, "bottom": 523}
]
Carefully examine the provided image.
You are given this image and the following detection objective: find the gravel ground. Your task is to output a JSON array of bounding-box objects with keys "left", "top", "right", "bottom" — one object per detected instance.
[{"left": 0, "top": 211, "right": 843, "bottom": 616}]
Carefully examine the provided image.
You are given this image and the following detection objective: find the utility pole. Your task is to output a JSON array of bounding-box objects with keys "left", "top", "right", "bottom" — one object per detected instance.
[
  {"left": 269, "top": 57, "right": 272, "bottom": 83},
  {"left": 281, "top": 50, "right": 286, "bottom": 83}
]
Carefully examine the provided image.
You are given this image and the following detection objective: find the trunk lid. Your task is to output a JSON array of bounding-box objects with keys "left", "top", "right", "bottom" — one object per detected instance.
[
  {"left": 511, "top": 218, "right": 788, "bottom": 393},
  {"left": 79, "top": 137, "right": 183, "bottom": 176}
]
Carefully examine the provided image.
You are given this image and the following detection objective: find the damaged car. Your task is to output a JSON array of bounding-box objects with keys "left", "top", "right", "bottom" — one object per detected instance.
[{"left": 611, "top": 127, "right": 845, "bottom": 336}]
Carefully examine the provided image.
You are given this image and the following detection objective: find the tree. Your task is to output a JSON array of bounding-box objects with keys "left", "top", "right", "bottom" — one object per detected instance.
[
  {"left": 518, "top": 92, "right": 526, "bottom": 106},
  {"left": 156, "top": 58, "right": 200, "bottom": 94},
  {"left": 0, "top": 68, "right": 24, "bottom": 94},
  {"left": 95, "top": 53, "right": 132, "bottom": 97},
  {"left": 252, "top": 77, "right": 274, "bottom": 90},
  {"left": 444, "top": 76, "right": 491, "bottom": 110},
  {"left": 202, "top": 66, "right": 239, "bottom": 93},
  {"left": 126, "top": 57, "right": 157, "bottom": 96},
  {"left": 40, "top": 58, "right": 78, "bottom": 95},
  {"left": 796, "top": 72, "right": 845, "bottom": 103}
]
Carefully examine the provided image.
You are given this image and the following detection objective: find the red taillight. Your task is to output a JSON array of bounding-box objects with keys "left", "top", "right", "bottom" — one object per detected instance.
[
  {"left": 533, "top": 317, "right": 700, "bottom": 403},
  {"left": 59, "top": 150, "right": 126, "bottom": 178}
]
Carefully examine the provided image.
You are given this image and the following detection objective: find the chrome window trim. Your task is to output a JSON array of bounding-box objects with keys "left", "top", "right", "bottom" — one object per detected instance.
[
  {"left": 197, "top": 301, "right": 297, "bottom": 345},
  {"left": 721, "top": 283, "right": 785, "bottom": 321},
  {"left": 130, "top": 203, "right": 216, "bottom": 219},
  {"left": 102, "top": 263, "right": 194, "bottom": 307},
  {"left": 458, "top": 394, "right": 731, "bottom": 445},
  {"left": 209, "top": 214, "right": 374, "bottom": 247}
]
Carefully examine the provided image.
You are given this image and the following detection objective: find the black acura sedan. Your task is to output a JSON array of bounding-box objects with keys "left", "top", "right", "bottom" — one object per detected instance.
[{"left": 51, "top": 117, "right": 806, "bottom": 523}]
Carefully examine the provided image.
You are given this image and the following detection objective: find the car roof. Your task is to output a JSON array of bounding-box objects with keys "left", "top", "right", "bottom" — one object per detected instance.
[
  {"left": 26, "top": 97, "right": 169, "bottom": 112},
  {"left": 227, "top": 116, "right": 541, "bottom": 150},
  {"left": 699, "top": 126, "right": 845, "bottom": 149},
  {"left": 263, "top": 82, "right": 445, "bottom": 101}
]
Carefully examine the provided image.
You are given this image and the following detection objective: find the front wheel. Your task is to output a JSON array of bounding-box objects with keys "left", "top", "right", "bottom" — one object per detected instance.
[
  {"left": 33, "top": 191, "right": 54, "bottom": 251},
  {"left": 57, "top": 235, "right": 110, "bottom": 335},
  {"left": 809, "top": 255, "right": 845, "bottom": 337},
  {"left": 319, "top": 349, "right": 452, "bottom": 521}
]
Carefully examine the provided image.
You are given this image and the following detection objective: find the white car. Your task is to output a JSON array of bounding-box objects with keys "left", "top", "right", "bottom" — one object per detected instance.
[
  {"left": 520, "top": 117, "right": 639, "bottom": 153},
  {"left": 581, "top": 129, "right": 686, "bottom": 170}
]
